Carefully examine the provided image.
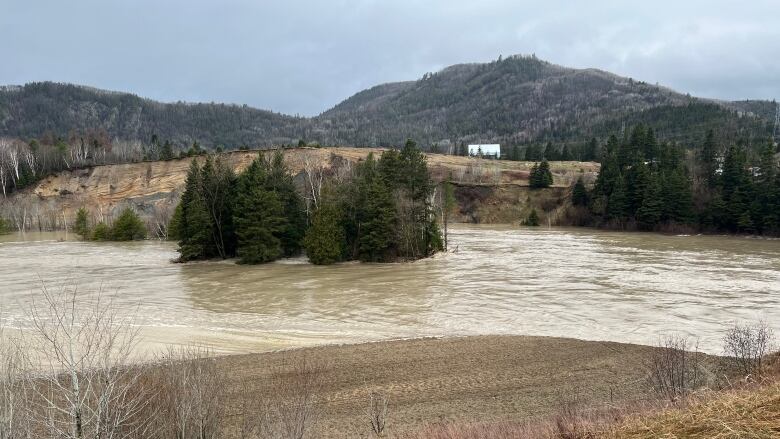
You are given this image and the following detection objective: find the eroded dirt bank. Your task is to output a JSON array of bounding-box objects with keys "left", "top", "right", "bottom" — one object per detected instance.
[{"left": 0, "top": 147, "right": 599, "bottom": 230}]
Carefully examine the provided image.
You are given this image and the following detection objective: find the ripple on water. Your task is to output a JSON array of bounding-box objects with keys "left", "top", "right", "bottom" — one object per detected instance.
[{"left": 0, "top": 227, "right": 778, "bottom": 354}]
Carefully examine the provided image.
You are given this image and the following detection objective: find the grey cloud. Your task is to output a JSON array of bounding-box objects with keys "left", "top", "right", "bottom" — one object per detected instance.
[{"left": 1, "top": 0, "right": 778, "bottom": 116}]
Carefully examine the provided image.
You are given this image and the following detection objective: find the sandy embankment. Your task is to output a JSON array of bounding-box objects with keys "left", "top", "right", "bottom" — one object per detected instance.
[{"left": 212, "top": 335, "right": 704, "bottom": 438}]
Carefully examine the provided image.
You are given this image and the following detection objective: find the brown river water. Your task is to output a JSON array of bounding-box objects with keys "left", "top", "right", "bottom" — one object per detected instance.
[{"left": 1, "top": 225, "right": 778, "bottom": 354}]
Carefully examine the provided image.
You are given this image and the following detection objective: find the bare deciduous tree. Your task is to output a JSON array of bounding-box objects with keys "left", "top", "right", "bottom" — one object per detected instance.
[
  {"left": 21, "top": 284, "right": 154, "bottom": 439},
  {"left": 0, "top": 318, "right": 31, "bottom": 438},
  {"left": 302, "top": 157, "right": 325, "bottom": 212}
]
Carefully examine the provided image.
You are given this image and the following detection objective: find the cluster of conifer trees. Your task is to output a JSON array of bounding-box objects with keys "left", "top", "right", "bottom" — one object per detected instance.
[
  {"left": 169, "top": 151, "right": 306, "bottom": 264},
  {"left": 305, "top": 141, "right": 442, "bottom": 264},
  {"left": 579, "top": 125, "right": 780, "bottom": 235},
  {"left": 170, "top": 141, "right": 442, "bottom": 265}
]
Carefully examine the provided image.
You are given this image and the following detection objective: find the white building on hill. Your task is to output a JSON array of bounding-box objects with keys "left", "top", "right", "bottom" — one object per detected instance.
[{"left": 468, "top": 144, "right": 501, "bottom": 158}]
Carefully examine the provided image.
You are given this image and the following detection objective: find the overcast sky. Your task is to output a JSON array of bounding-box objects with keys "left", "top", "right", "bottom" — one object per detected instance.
[{"left": 2, "top": 1, "right": 779, "bottom": 116}]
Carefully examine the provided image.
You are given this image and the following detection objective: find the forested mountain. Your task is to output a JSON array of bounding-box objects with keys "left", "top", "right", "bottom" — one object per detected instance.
[
  {"left": 0, "top": 55, "right": 775, "bottom": 150},
  {"left": 0, "top": 83, "right": 304, "bottom": 147}
]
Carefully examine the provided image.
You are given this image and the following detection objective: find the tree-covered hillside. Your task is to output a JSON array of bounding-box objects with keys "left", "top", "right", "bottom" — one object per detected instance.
[
  {"left": 0, "top": 82, "right": 305, "bottom": 148},
  {"left": 0, "top": 56, "right": 774, "bottom": 149}
]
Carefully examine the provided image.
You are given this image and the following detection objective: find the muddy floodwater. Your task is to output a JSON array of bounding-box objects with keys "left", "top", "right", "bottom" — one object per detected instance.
[{"left": 1, "top": 225, "right": 778, "bottom": 354}]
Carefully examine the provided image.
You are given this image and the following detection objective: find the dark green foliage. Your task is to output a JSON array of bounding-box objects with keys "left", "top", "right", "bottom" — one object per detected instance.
[
  {"left": 571, "top": 178, "right": 588, "bottom": 206},
  {"left": 200, "top": 155, "right": 237, "bottom": 258},
  {"left": 525, "top": 209, "right": 540, "bottom": 226},
  {"left": 607, "top": 176, "right": 628, "bottom": 221},
  {"left": 91, "top": 223, "right": 111, "bottom": 241},
  {"left": 160, "top": 140, "right": 174, "bottom": 160},
  {"left": 167, "top": 203, "right": 183, "bottom": 241},
  {"left": 584, "top": 125, "right": 779, "bottom": 235},
  {"left": 233, "top": 157, "right": 286, "bottom": 264},
  {"left": 699, "top": 130, "right": 718, "bottom": 187},
  {"left": 0, "top": 217, "right": 9, "bottom": 234},
  {"left": 264, "top": 151, "right": 307, "bottom": 257},
  {"left": 636, "top": 176, "right": 663, "bottom": 229},
  {"left": 111, "top": 208, "right": 147, "bottom": 241},
  {"left": 529, "top": 160, "right": 553, "bottom": 188},
  {"left": 172, "top": 150, "right": 311, "bottom": 264},
  {"left": 75, "top": 207, "right": 89, "bottom": 238},
  {"left": 177, "top": 160, "right": 216, "bottom": 261},
  {"left": 303, "top": 142, "right": 442, "bottom": 264},
  {"left": 358, "top": 178, "right": 397, "bottom": 262},
  {"left": 303, "top": 201, "right": 347, "bottom": 265}
]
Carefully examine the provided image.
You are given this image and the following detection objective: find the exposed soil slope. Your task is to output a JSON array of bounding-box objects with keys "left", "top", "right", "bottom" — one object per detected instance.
[
  {"left": 2, "top": 148, "right": 599, "bottom": 230},
  {"left": 215, "top": 335, "right": 690, "bottom": 438}
]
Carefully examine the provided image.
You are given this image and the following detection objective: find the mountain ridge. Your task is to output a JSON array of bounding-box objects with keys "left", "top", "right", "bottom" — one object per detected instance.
[{"left": 0, "top": 55, "right": 775, "bottom": 149}]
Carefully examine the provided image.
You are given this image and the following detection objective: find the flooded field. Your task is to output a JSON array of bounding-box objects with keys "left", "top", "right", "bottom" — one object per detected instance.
[{"left": 1, "top": 225, "right": 778, "bottom": 354}]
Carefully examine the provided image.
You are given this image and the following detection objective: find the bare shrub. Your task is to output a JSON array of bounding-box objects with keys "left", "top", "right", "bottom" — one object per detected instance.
[
  {"left": 553, "top": 393, "right": 596, "bottom": 439},
  {"left": 248, "top": 355, "right": 323, "bottom": 439},
  {"left": 723, "top": 321, "right": 776, "bottom": 379},
  {"left": 366, "top": 391, "right": 389, "bottom": 437},
  {"left": 150, "top": 346, "right": 227, "bottom": 439},
  {"left": 644, "top": 334, "right": 708, "bottom": 401}
]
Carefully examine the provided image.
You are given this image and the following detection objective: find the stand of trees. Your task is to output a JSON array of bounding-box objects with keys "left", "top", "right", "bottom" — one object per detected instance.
[
  {"left": 75, "top": 207, "right": 147, "bottom": 241},
  {"left": 577, "top": 125, "right": 780, "bottom": 235},
  {"left": 172, "top": 140, "right": 442, "bottom": 265},
  {"left": 304, "top": 140, "right": 442, "bottom": 264},
  {"left": 170, "top": 151, "right": 305, "bottom": 264}
]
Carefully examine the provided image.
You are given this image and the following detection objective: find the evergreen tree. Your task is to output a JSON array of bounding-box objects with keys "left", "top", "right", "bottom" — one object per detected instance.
[
  {"left": 200, "top": 155, "right": 237, "bottom": 258},
  {"left": 571, "top": 177, "right": 588, "bottom": 206},
  {"left": 584, "top": 137, "right": 599, "bottom": 161},
  {"left": 160, "top": 140, "right": 174, "bottom": 160},
  {"left": 529, "top": 160, "right": 553, "bottom": 188},
  {"left": 75, "top": 207, "right": 90, "bottom": 238},
  {"left": 111, "top": 208, "right": 147, "bottom": 241},
  {"left": 525, "top": 208, "right": 540, "bottom": 226},
  {"left": 91, "top": 223, "right": 111, "bottom": 241},
  {"left": 304, "top": 201, "right": 347, "bottom": 265},
  {"left": 358, "top": 178, "right": 397, "bottom": 262},
  {"left": 510, "top": 145, "right": 520, "bottom": 161},
  {"left": 607, "top": 175, "right": 628, "bottom": 221},
  {"left": 661, "top": 168, "right": 695, "bottom": 224},
  {"left": 699, "top": 130, "right": 718, "bottom": 187},
  {"left": 560, "top": 144, "right": 572, "bottom": 161},
  {"left": 636, "top": 176, "right": 663, "bottom": 229},
  {"left": 168, "top": 203, "right": 183, "bottom": 241},
  {"left": 233, "top": 159, "right": 285, "bottom": 264},
  {"left": 263, "top": 151, "right": 306, "bottom": 257},
  {"left": 177, "top": 160, "right": 215, "bottom": 261}
]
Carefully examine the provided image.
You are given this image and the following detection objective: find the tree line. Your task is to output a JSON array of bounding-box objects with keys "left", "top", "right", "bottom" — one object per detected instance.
[
  {"left": 573, "top": 125, "right": 780, "bottom": 235},
  {"left": 170, "top": 140, "right": 442, "bottom": 265}
]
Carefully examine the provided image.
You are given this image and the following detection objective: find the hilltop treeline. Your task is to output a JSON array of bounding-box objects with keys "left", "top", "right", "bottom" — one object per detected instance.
[
  {"left": 170, "top": 140, "right": 442, "bottom": 264},
  {"left": 571, "top": 125, "right": 780, "bottom": 235}
]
